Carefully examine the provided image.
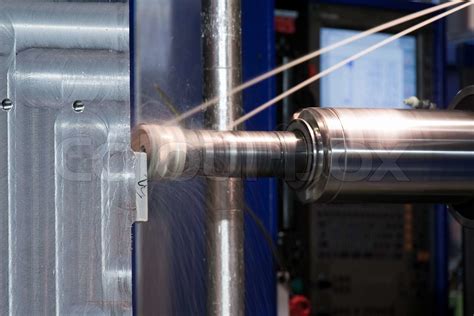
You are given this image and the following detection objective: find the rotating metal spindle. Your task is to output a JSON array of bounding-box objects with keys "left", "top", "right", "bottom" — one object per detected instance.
[
  {"left": 133, "top": 90, "right": 474, "bottom": 316},
  {"left": 134, "top": 108, "right": 474, "bottom": 207},
  {"left": 291, "top": 108, "right": 474, "bottom": 205},
  {"left": 202, "top": 0, "right": 244, "bottom": 314},
  {"left": 133, "top": 126, "right": 308, "bottom": 179}
]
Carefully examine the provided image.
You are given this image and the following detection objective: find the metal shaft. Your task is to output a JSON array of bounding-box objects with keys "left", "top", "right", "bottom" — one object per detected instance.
[
  {"left": 293, "top": 108, "right": 474, "bottom": 204},
  {"left": 134, "top": 108, "right": 474, "bottom": 207},
  {"left": 202, "top": 0, "right": 244, "bottom": 314},
  {"left": 167, "top": 129, "right": 307, "bottom": 179},
  {"left": 133, "top": 126, "right": 308, "bottom": 179}
]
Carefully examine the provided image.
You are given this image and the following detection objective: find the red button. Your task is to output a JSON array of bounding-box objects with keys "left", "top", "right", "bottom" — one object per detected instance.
[{"left": 290, "top": 295, "right": 311, "bottom": 316}]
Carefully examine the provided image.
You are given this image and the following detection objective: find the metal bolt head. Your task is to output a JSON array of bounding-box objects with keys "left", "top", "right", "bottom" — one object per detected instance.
[
  {"left": 72, "top": 100, "right": 85, "bottom": 113},
  {"left": 1, "top": 99, "right": 13, "bottom": 111}
]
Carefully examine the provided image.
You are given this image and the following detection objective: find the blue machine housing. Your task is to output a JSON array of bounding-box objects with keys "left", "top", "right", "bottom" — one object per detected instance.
[
  {"left": 130, "top": 0, "right": 448, "bottom": 314},
  {"left": 242, "top": 0, "right": 278, "bottom": 315},
  {"left": 241, "top": 0, "right": 448, "bottom": 315}
]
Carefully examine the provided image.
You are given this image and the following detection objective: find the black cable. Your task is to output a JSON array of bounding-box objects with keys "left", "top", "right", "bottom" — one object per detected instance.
[{"left": 243, "top": 204, "right": 287, "bottom": 272}]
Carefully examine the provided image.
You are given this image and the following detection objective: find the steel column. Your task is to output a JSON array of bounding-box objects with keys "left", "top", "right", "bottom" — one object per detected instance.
[{"left": 202, "top": 0, "right": 245, "bottom": 315}]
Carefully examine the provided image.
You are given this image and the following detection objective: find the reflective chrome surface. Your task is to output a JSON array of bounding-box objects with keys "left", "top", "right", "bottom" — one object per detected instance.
[
  {"left": 137, "top": 107, "right": 474, "bottom": 207},
  {"left": 4, "top": 2, "right": 129, "bottom": 52},
  {"left": 295, "top": 108, "right": 474, "bottom": 203},
  {"left": 15, "top": 49, "right": 129, "bottom": 108},
  {"left": 133, "top": 126, "right": 308, "bottom": 180},
  {"left": 1, "top": 2, "right": 134, "bottom": 315},
  {"left": 197, "top": 130, "right": 307, "bottom": 179},
  {"left": 202, "top": 0, "right": 244, "bottom": 314}
]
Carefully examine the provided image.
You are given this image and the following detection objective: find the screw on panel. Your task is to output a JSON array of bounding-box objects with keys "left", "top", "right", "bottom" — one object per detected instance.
[
  {"left": 72, "top": 100, "right": 85, "bottom": 113},
  {"left": 1, "top": 99, "right": 13, "bottom": 111}
]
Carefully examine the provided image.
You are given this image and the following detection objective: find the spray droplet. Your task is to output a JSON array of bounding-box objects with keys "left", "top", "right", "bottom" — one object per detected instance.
[
  {"left": 1, "top": 99, "right": 13, "bottom": 111},
  {"left": 72, "top": 100, "right": 85, "bottom": 113}
]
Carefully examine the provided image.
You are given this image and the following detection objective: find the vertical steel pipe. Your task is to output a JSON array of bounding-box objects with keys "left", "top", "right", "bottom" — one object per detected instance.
[{"left": 202, "top": 0, "right": 244, "bottom": 314}]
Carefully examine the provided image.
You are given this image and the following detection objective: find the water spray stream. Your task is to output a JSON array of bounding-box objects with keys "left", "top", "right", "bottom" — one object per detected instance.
[
  {"left": 168, "top": 0, "right": 463, "bottom": 126},
  {"left": 230, "top": 1, "right": 474, "bottom": 128}
]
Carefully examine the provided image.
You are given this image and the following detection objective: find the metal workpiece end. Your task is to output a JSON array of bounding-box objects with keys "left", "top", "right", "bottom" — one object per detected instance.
[{"left": 132, "top": 124, "right": 188, "bottom": 180}]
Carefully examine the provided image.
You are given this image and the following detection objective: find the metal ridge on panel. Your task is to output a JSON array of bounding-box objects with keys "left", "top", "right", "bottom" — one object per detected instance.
[
  {"left": 14, "top": 49, "right": 130, "bottom": 108},
  {"left": 0, "top": 2, "right": 133, "bottom": 315},
  {"left": 1, "top": 2, "right": 129, "bottom": 52}
]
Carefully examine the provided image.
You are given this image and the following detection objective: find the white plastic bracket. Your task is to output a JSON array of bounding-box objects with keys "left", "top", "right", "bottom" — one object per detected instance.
[{"left": 134, "top": 152, "right": 149, "bottom": 222}]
